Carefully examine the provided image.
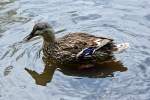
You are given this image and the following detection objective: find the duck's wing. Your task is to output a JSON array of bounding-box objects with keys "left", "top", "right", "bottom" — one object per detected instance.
[{"left": 56, "top": 33, "right": 114, "bottom": 58}]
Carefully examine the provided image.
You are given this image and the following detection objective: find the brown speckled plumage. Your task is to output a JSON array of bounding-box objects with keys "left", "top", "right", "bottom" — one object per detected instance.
[
  {"left": 42, "top": 32, "right": 114, "bottom": 64},
  {"left": 25, "top": 22, "right": 128, "bottom": 65}
]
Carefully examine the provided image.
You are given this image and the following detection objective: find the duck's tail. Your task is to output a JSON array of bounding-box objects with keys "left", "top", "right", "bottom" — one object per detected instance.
[{"left": 114, "top": 43, "right": 129, "bottom": 53}]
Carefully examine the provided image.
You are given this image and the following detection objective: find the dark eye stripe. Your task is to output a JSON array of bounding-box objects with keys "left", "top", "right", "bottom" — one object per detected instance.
[{"left": 37, "top": 27, "right": 43, "bottom": 30}]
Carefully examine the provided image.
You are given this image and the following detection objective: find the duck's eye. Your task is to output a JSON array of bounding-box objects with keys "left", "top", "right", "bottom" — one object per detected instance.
[{"left": 36, "top": 27, "right": 44, "bottom": 30}]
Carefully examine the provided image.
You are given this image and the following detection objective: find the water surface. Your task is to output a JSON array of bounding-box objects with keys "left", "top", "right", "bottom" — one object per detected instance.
[{"left": 0, "top": 0, "right": 150, "bottom": 100}]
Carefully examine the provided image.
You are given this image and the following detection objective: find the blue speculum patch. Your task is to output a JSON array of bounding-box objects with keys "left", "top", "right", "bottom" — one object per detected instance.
[{"left": 79, "top": 47, "right": 95, "bottom": 58}]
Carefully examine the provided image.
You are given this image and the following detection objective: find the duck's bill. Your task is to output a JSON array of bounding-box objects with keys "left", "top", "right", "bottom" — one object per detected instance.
[
  {"left": 23, "top": 28, "right": 38, "bottom": 41},
  {"left": 23, "top": 32, "right": 39, "bottom": 42},
  {"left": 23, "top": 34, "right": 34, "bottom": 41}
]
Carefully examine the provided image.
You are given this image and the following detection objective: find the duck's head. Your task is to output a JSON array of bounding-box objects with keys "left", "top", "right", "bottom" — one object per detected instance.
[{"left": 25, "top": 22, "right": 55, "bottom": 42}]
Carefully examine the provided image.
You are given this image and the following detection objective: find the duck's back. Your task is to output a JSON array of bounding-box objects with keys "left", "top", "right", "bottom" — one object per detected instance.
[
  {"left": 43, "top": 33, "right": 115, "bottom": 64},
  {"left": 52, "top": 33, "right": 112, "bottom": 60}
]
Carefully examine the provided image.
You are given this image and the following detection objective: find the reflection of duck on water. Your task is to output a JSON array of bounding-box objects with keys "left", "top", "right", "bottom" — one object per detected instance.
[{"left": 25, "top": 56, "right": 127, "bottom": 86}]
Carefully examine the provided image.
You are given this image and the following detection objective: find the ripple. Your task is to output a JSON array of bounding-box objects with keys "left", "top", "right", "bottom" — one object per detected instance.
[
  {"left": 145, "top": 14, "right": 150, "bottom": 21},
  {"left": 143, "top": 57, "right": 150, "bottom": 65},
  {"left": 3, "top": 65, "right": 13, "bottom": 76},
  {"left": 72, "top": 14, "right": 101, "bottom": 23}
]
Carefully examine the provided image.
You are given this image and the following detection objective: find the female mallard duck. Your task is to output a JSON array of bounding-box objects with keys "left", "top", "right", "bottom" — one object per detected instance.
[{"left": 24, "top": 22, "right": 129, "bottom": 65}]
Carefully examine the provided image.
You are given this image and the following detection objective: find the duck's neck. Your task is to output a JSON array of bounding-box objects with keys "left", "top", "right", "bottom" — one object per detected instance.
[{"left": 42, "top": 29, "right": 56, "bottom": 49}]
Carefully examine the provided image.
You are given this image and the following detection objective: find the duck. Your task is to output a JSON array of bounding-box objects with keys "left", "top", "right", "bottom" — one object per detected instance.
[{"left": 24, "top": 22, "right": 129, "bottom": 65}]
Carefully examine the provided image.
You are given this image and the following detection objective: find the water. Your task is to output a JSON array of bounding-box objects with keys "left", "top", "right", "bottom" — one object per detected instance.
[{"left": 0, "top": 0, "right": 150, "bottom": 100}]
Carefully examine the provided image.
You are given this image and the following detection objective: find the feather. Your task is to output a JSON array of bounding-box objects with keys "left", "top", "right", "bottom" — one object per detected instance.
[{"left": 76, "top": 47, "right": 96, "bottom": 59}]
